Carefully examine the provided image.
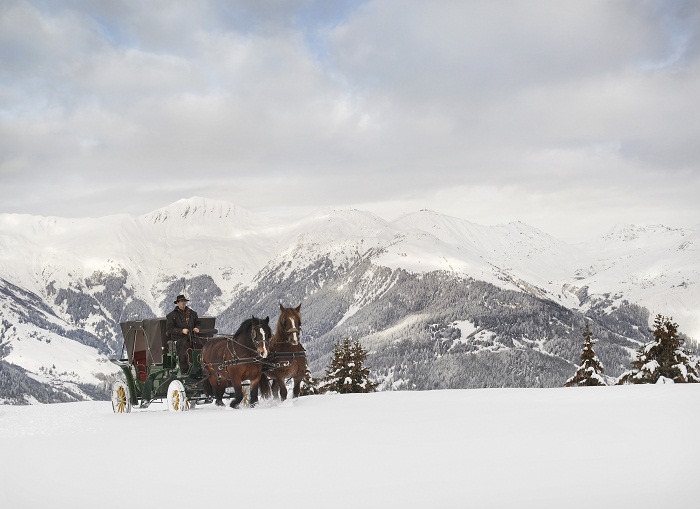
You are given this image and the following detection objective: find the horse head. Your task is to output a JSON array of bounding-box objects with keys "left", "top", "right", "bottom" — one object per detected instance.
[
  {"left": 250, "top": 316, "right": 271, "bottom": 359},
  {"left": 276, "top": 303, "right": 302, "bottom": 346}
]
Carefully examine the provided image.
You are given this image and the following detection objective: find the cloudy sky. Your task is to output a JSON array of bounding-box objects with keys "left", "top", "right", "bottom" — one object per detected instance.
[{"left": 1, "top": 0, "right": 699, "bottom": 242}]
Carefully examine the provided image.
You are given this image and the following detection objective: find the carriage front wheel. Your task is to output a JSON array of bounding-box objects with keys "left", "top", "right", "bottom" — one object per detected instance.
[
  {"left": 167, "top": 380, "right": 189, "bottom": 412},
  {"left": 111, "top": 379, "right": 132, "bottom": 414}
]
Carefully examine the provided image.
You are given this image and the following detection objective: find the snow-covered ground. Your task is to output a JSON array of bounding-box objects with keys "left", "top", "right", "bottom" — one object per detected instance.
[{"left": 1, "top": 385, "right": 698, "bottom": 508}]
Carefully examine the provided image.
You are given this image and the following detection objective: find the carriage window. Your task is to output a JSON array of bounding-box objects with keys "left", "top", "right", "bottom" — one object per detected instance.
[{"left": 134, "top": 329, "right": 147, "bottom": 352}]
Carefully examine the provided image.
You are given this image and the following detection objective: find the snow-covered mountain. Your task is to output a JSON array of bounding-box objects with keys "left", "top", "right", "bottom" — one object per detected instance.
[
  {"left": 0, "top": 278, "right": 118, "bottom": 403},
  {"left": 1, "top": 197, "right": 698, "bottom": 402}
]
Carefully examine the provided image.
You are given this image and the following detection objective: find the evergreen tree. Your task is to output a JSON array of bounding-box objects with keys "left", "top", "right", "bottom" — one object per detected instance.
[
  {"left": 618, "top": 315, "right": 700, "bottom": 384},
  {"left": 321, "top": 338, "right": 378, "bottom": 394},
  {"left": 349, "top": 339, "right": 377, "bottom": 392},
  {"left": 565, "top": 322, "right": 606, "bottom": 387},
  {"left": 299, "top": 367, "right": 320, "bottom": 396}
]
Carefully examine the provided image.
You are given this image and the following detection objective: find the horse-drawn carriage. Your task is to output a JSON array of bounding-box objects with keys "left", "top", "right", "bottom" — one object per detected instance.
[
  {"left": 110, "top": 316, "right": 217, "bottom": 412},
  {"left": 110, "top": 305, "right": 306, "bottom": 413}
]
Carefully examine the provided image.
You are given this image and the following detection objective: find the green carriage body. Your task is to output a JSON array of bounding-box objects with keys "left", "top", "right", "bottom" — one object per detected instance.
[{"left": 111, "top": 316, "right": 216, "bottom": 408}]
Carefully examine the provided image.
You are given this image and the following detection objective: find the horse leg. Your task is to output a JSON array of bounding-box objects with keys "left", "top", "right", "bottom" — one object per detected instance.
[
  {"left": 292, "top": 362, "right": 306, "bottom": 398},
  {"left": 230, "top": 378, "right": 244, "bottom": 409},
  {"left": 219, "top": 379, "right": 229, "bottom": 406},
  {"left": 279, "top": 378, "right": 287, "bottom": 401},
  {"left": 249, "top": 378, "right": 260, "bottom": 408},
  {"left": 278, "top": 376, "right": 289, "bottom": 401},
  {"left": 270, "top": 377, "right": 280, "bottom": 400},
  {"left": 258, "top": 373, "right": 271, "bottom": 399},
  {"left": 211, "top": 376, "right": 225, "bottom": 406},
  {"left": 230, "top": 385, "right": 243, "bottom": 409}
]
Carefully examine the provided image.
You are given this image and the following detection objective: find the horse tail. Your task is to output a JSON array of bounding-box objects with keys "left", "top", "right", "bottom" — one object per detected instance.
[{"left": 259, "top": 373, "right": 271, "bottom": 399}]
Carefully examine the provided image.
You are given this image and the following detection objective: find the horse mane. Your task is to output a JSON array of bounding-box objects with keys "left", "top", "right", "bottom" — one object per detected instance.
[
  {"left": 271, "top": 311, "right": 289, "bottom": 347},
  {"left": 233, "top": 317, "right": 256, "bottom": 337},
  {"left": 233, "top": 315, "right": 271, "bottom": 338}
]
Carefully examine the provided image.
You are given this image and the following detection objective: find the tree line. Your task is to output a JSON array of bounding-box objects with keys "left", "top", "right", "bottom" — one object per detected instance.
[{"left": 565, "top": 314, "right": 700, "bottom": 386}]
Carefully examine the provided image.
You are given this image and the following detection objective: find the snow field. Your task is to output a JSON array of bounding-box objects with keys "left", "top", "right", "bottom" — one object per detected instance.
[{"left": 1, "top": 384, "right": 698, "bottom": 509}]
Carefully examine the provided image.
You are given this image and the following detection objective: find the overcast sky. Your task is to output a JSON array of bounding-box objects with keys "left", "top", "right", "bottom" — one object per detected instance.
[{"left": 1, "top": 0, "right": 699, "bottom": 242}]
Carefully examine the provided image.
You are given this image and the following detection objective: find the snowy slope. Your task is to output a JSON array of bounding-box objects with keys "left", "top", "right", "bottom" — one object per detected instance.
[
  {"left": 0, "top": 278, "right": 119, "bottom": 395},
  {"left": 0, "top": 385, "right": 698, "bottom": 509},
  {"left": 0, "top": 198, "right": 275, "bottom": 313},
  {"left": 255, "top": 208, "right": 394, "bottom": 281},
  {"left": 386, "top": 211, "right": 582, "bottom": 303},
  {"left": 570, "top": 224, "right": 700, "bottom": 339}
]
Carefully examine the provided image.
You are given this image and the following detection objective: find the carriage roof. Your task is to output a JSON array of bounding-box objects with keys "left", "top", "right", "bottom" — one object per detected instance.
[
  {"left": 119, "top": 318, "right": 168, "bottom": 365},
  {"left": 118, "top": 316, "right": 217, "bottom": 365}
]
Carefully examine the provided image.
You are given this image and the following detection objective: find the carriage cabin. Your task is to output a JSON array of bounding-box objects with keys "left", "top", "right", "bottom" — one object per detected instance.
[{"left": 117, "top": 317, "right": 216, "bottom": 381}]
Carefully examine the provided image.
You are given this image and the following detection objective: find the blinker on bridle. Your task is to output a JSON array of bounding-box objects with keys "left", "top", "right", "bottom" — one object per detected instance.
[
  {"left": 250, "top": 320, "right": 267, "bottom": 350},
  {"left": 278, "top": 323, "right": 300, "bottom": 344}
]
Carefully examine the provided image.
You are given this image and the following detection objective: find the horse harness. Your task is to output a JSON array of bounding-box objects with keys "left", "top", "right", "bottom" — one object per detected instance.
[
  {"left": 202, "top": 334, "right": 293, "bottom": 383},
  {"left": 280, "top": 322, "right": 301, "bottom": 343},
  {"left": 264, "top": 321, "right": 307, "bottom": 370},
  {"left": 203, "top": 317, "right": 307, "bottom": 383}
]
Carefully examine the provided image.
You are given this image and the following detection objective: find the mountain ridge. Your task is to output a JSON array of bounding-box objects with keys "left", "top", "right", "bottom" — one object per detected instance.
[
  {"left": 1, "top": 197, "right": 697, "bottom": 334},
  {"left": 1, "top": 197, "right": 698, "bottom": 402}
]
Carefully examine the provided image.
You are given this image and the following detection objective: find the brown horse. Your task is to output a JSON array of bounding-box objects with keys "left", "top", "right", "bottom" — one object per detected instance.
[
  {"left": 260, "top": 304, "right": 307, "bottom": 401},
  {"left": 201, "top": 316, "right": 271, "bottom": 408}
]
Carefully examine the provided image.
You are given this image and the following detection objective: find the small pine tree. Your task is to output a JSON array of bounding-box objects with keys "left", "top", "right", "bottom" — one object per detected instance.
[
  {"left": 618, "top": 314, "right": 700, "bottom": 384},
  {"left": 565, "top": 322, "right": 606, "bottom": 387},
  {"left": 321, "top": 338, "right": 378, "bottom": 394},
  {"left": 299, "top": 367, "right": 320, "bottom": 396},
  {"left": 349, "top": 339, "right": 377, "bottom": 392}
]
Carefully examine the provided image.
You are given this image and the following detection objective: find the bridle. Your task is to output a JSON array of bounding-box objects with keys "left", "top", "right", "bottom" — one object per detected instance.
[
  {"left": 275, "top": 314, "right": 301, "bottom": 346},
  {"left": 248, "top": 318, "right": 269, "bottom": 358},
  {"left": 220, "top": 318, "right": 269, "bottom": 359}
]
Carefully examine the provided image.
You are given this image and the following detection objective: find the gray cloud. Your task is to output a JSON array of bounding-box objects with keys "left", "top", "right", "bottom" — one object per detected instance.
[{"left": 1, "top": 0, "right": 698, "bottom": 241}]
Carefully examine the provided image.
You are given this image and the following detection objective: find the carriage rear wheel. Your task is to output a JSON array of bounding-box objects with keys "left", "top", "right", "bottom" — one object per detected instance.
[
  {"left": 111, "top": 379, "right": 132, "bottom": 414},
  {"left": 167, "top": 380, "right": 189, "bottom": 412}
]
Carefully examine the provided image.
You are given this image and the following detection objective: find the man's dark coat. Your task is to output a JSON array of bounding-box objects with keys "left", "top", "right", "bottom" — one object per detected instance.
[{"left": 166, "top": 306, "right": 201, "bottom": 370}]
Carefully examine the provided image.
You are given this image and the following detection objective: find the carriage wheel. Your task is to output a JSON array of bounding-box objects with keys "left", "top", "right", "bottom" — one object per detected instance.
[
  {"left": 111, "top": 379, "right": 131, "bottom": 414},
  {"left": 167, "top": 380, "right": 189, "bottom": 412}
]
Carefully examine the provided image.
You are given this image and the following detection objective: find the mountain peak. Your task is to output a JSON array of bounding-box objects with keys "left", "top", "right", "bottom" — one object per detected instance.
[
  {"left": 392, "top": 209, "right": 481, "bottom": 230},
  {"left": 142, "top": 197, "right": 253, "bottom": 226},
  {"left": 600, "top": 223, "right": 689, "bottom": 244}
]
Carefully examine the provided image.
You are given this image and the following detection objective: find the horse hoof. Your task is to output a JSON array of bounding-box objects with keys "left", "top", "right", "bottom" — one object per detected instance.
[{"left": 215, "top": 400, "right": 225, "bottom": 407}]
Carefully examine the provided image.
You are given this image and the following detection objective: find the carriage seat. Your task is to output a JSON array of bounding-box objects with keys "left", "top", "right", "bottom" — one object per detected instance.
[{"left": 133, "top": 350, "right": 148, "bottom": 382}]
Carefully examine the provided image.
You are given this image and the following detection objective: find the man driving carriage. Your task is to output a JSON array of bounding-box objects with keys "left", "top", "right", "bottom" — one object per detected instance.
[{"left": 166, "top": 294, "right": 201, "bottom": 372}]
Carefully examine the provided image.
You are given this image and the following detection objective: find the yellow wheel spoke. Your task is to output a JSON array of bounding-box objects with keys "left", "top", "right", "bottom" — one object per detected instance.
[{"left": 112, "top": 382, "right": 130, "bottom": 413}]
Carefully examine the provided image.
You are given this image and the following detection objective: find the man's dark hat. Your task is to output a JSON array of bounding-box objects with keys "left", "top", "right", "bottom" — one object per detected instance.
[{"left": 174, "top": 294, "right": 189, "bottom": 304}]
